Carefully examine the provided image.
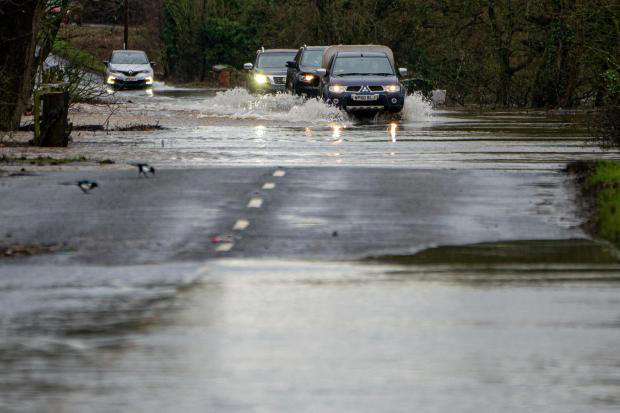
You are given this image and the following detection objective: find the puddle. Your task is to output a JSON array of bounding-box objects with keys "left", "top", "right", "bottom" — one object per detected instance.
[
  {"left": 2, "top": 248, "right": 620, "bottom": 412},
  {"left": 372, "top": 239, "right": 620, "bottom": 266}
]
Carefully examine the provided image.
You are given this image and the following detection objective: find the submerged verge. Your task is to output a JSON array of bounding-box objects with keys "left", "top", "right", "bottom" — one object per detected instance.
[{"left": 569, "top": 160, "right": 620, "bottom": 248}]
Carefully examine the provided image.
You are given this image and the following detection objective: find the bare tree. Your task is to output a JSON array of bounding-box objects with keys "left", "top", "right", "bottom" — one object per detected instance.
[{"left": 0, "top": 0, "right": 44, "bottom": 130}]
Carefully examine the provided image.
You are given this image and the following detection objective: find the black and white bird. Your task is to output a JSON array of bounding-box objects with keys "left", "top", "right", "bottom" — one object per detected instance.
[
  {"left": 60, "top": 180, "right": 99, "bottom": 193},
  {"left": 77, "top": 180, "right": 98, "bottom": 193},
  {"left": 131, "top": 163, "right": 156, "bottom": 177}
]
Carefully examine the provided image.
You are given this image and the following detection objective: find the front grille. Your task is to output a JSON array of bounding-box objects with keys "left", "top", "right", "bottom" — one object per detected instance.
[
  {"left": 369, "top": 86, "right": 384, "bottom": 92},
  {"left": 272, "top": 76, "right": 286, "bottom": 85},
  {"left": 120, "top": 71, "right": 143, "bottom": 76},
  {"left": 346, "top": 105, "right": 385, "bottom": 111},
  {"left": 346, "top": 86, "right": 361, "bottom": 92}
]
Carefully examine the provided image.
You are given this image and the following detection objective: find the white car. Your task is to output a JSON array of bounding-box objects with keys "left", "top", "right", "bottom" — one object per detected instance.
[{"left": 104, "top": 50, "right": 154, "bottom": 89}]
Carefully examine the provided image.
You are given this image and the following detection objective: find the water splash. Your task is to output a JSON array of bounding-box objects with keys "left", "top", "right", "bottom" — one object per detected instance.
[
  {"left": 195, "top": 88, "right": 344, "bottom": 123},
  {"left": 401, "top": 92, "right": 435, "bottom": 122}
]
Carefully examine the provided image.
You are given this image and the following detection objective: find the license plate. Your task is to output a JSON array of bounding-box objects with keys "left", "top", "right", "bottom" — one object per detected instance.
[
  {"left": 126, "top": 77, "right": 136, "bottom": 81},
  {"left": 352, "top": 94, "right": 379, "bottom": 101}
]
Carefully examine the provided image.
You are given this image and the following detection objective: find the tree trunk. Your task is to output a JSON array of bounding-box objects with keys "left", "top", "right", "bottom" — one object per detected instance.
[{"left": 0, "top": 0, "right": 42, "bottom": 131}]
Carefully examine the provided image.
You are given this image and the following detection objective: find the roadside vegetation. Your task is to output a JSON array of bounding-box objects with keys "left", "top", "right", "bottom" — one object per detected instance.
[
  {"left": 0, "top": 155, "right": 89, "bottom": 166},
  {"left": 52, "top": 39, "right": 106, "bottom": 74},
  {"left": 572, "top": 161, "right": 620, "bottom": 249}
]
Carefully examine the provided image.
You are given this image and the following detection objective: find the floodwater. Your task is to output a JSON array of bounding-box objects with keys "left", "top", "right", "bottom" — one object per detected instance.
[
  {"left": 2, "top": 85, "right": 620, "bottom": 412},
  {"left": 8, "top": 84, "right": 618, "bottom": 170}
]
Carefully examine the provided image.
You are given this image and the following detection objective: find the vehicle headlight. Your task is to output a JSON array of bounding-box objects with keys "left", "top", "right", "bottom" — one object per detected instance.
[
  {"left": 254, "top": 74, "right": 268, "bottom": 85},
  {"left": 385, "top": 84, "right": 401, "bottom": 93},
  {"left": 145, "top": 76, "right": 154, "bottom": 85},
  {"left": 106, "top": 76, "right": 116, "bottom": 85},
  {"left": 300, "top": 74, "right": 315, "bottom": 83},
  {"left": 328, "top": 85, "right": 346, "bottom": 94}
]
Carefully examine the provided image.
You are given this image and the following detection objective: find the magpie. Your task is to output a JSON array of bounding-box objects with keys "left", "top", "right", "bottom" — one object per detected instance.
[
  {"left": 60, "top": 180, "right": 98, "bottom": 193},
  {"left": 130, "top": 163, "right": 156, "bottom": 177},
  {"left": 64, "top": 180, "right": 98, "bottom": 194}
]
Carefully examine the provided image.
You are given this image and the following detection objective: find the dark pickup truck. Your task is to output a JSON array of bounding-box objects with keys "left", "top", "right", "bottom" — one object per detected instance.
[{"left": 317, "top": 45, "right": 407, "bottom": 115}]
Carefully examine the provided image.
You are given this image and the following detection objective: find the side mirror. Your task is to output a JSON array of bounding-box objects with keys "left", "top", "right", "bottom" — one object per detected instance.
[
  {"left": 398, "top": 68, "right": 408, "bottom": 77},
  {"left": 316, "top": 68, "right": 327, "bottom": 77},
  {"left": 243, "top": 63, "right": 253, "bottom": 70},
  {"left": 286, "top": 61, "right": 296, "bottom": 69},
  {"left": 150, "top": 61, "right": 157, "bottom": 67},
  {"left": 103, "top": 60, "right": 109, "bottom": 66}
]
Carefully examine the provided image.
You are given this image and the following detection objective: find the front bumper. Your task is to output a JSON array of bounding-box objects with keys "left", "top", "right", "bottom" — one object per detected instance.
[
  {"left": 326, "top": 92, "right": 405, "bottom": 113},
  {"left": 107, "top": 75, "right": 152, "bottom": 89}
]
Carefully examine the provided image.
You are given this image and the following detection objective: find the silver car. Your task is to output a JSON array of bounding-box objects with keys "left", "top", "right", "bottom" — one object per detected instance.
[
  {"left": 104, "top": 50, "right": 155, "bottom": 89},
  {"left": 244, "top": 48, "right": 297, "bottom": 94}
]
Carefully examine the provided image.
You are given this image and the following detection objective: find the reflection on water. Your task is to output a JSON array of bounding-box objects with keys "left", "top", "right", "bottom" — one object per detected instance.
[
  {"left": 254, "top": 124, "right": 266, "bottom": 138},
  {"left": 389, "top": 121, "right": 398, "bottom": 143},
  {"left": 2, "top": 240, "right": 620, "bottom": 412}
]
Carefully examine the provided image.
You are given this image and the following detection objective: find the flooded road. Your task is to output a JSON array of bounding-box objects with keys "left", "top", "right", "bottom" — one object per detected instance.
[
  {"left": 6, "top": 85, "right": 618, "bottom": 170},
  {"left": 2, "top": 85, "right": 620, "bottom": 412}
]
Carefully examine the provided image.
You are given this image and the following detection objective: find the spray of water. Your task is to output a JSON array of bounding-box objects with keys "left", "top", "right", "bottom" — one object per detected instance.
[
  {"left": 154, "top": 86, "right": 435, "bottom": 124},
  {"left": 401, "top": 92, "right": 435, "bottom": 122},
  {"left": 196, "top": 88, "right": 346, "bottom": 123}
]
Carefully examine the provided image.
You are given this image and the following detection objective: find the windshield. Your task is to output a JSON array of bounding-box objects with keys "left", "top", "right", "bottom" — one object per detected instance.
[
  {"left": 111, "top": 52, "right": 149, "bottom": 65},
  {"left": 257, "top": 53, "right": 296, "bottom": 68},
  {"left": 332, "top": 56, "right": 394, "bottom": 76},
  {"left": 301, "top": 50, "right": 324, "bottom": 67}
]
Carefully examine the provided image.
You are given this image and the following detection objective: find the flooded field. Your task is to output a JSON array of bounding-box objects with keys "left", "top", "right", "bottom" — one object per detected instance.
[{"left": 2, "top": 84, "right": 620, "bottom": 412}]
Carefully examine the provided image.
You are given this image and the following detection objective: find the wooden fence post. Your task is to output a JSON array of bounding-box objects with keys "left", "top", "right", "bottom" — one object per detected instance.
[{"left": 36, "top": 90, "right": 71, "bottom": 147}]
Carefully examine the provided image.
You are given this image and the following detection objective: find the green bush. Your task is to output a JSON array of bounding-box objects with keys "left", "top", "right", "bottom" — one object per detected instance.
[
  {"left": 201, "top": 18, "right": 257, "bottom": 70},
  {"left": 52, "top": 39, "right": 106, "bottom": 74}
]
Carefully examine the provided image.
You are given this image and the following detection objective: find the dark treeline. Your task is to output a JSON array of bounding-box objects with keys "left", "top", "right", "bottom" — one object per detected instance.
[{"left": 156, "top": 0, "right": 618, "bottom": 108}]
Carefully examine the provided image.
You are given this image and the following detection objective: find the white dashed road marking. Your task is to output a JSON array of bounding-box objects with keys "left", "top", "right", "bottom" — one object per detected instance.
[
  {"left": 273, "top": 170, "right": 286, "bottom": 177},
  {"left": 233, "top": 219, "right": 250, "bottom": 231},
  {"left": 247, "top": 198, "right": 263, "bottom": 208},
  {"left": 215, "top": 243, "right": 234, "bottom": 252},
  {"left": 262, "top": 182, "right": 276, "bottom": 190}
]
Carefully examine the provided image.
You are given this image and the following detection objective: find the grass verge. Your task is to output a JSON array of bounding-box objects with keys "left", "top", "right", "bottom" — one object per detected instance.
[
  {"left": 1, "top": 155, "right": 89, "bottom": 166},
  {"left": 52, "top": 39, "right": 106, "bottom": 74},
  {"left": 569, "top": 160, "right": 620, "bottom": 248}
]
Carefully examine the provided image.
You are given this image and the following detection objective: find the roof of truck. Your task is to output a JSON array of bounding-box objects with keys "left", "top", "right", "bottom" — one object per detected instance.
[
  {"left": 322, "top": 45, "right": 394, "bottom": 68},
  {"left": 257, "top": 49, "right": 297, "bottom": 54}
]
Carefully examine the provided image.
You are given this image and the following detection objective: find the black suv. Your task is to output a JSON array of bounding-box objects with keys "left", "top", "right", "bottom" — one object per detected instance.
[
  {"left": 243, "top": 48, "right": 297, "bottom": 94},
  {"left": 318, "top": 45, "right": 408, "bottom": 115},
  {"left": 285, "top": 45, "right": 327, "bottom": 97}
]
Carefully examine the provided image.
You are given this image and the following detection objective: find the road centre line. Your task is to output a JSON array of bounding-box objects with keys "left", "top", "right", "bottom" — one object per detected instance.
[
  {"left": 273, "top": 170, "right": 286, "bottom": 177},
  {"left": 215, "top": 243, "right": 234, "bottom": 252},
  {"left": 233, "top": 219, "right": 250, "bottom": 231},
  {"left": 262, "top": 182, "right": 276, "bottom": 189},
  {"left": 247, "top": 198, "right": 263, "bottom": 208}
]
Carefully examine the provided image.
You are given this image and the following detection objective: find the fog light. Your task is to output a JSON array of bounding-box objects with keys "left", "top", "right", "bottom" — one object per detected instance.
[
  {"left": 333, "top": 98, "right": 339, "bottom": 105},
  {"left": 391, "top": 98, "right": 398, "bottom": 104},
  {"left": 107, "top": 76, "right": 116, "bottom": 85},
  {"left": 145, "top": 77, "right": 154, "bottom": 85}
]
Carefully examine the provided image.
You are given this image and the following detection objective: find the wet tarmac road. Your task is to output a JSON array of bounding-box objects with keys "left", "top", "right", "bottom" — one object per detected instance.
[{"left": 2, "top": 86, "right": 620, "bottom": 412}]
